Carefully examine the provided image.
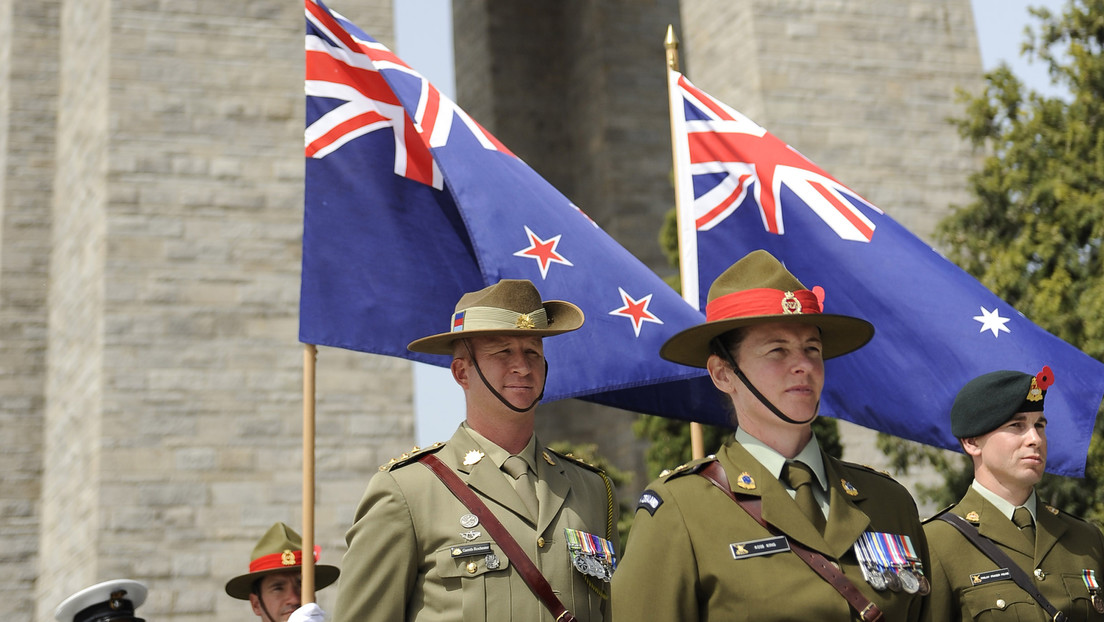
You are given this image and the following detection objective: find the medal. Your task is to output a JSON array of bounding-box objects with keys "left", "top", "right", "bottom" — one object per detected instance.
[
  {"left": 916, "top": 573, "right": 931, "bottom": 595},
  {"left": 853, "top": 537, "right": 886, "bottom": 590},
  {"left": 1082, "top": 570, "right": 1104, "bottom": 613},
  {"left": 898, "top": 568, "right": 920, "bottom": 594},
  {"left": 883, "top": 569, "right": 902, "bottom": 592}
]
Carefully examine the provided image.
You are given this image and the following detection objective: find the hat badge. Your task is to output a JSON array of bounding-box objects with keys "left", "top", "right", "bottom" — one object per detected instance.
[
  {"left": 515, "top": 313, "right": 535, "bottom": 329},
  {"left": 281, "top": 550, "right": 296, "bottom": 566},
  {"left": 780, "top": 291, "right": 802, "bottom": 314}
]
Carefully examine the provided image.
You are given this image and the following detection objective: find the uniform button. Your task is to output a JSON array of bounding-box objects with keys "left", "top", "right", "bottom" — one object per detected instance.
[
  {"left": 466, "top": 562, "right": 477, "bottom": 574},
  {"left": 1034, "top": 568, "right": 1046, "bottom": 580},
  {"left": 537, "top": 537, "right": 545, "bottom": 548},
  {"left": 996, "top": 599, "right": 1006, "bottom": 609}
]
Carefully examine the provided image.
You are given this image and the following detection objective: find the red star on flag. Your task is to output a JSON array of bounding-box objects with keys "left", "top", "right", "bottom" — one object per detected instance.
[
  {"left": 513, "top": 225, "right": 573, "bottom": 279},
  {"left": 609, "top": 287, "right": 663, "bottom": 337}
]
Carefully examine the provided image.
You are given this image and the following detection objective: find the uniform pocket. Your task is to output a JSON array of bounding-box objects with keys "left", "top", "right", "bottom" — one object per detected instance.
[
  {"left": 1062, "top": 573, "right": 1100, "bottom": 620},
  {"left": 961, "top": 581, "right": 1036, "bottom": 621},
  {"left": 435, "top": 543, "right": 512, "bottom": 620}
]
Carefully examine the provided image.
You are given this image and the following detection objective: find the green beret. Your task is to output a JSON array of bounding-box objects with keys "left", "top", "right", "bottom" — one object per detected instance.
[{"left": 950, "top": 367, "right": 1053, "bottom": 438}]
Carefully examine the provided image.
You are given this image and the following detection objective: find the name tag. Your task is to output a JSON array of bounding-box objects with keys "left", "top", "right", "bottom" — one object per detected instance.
[
  {"left": 970, "top": 568, "right": 1011, "bottom": 585},
  {"left": 451, "top": 543, "right": 493, "bottom": 558},
  {"left": 731, "top": 536, "right": 790, "bottom": 559}
]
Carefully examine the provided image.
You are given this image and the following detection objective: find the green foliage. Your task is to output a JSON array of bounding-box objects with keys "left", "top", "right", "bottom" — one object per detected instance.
[
  {"left": 547, "top": 441, "right": 635, "bottom": 551},
  {"left": 934, "top": 0, "right": 1104, "bottom": 520}
]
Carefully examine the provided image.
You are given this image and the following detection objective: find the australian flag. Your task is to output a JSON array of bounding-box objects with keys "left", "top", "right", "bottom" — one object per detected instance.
[
  {"left": 668, "top": 69, "right": 1104, "bottom": 476},
  {"left": 301, "top": 0, "right": 731, "bottom": 421}
]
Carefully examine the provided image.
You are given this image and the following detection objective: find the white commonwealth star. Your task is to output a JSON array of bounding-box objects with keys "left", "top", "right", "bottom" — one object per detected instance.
[{"left": 973, "top": 306, "right": 1011, "bottom": 338}]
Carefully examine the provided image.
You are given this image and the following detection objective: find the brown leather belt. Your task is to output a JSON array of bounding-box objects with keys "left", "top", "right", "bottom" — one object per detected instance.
[
  {"left": 419, "top": 453, "right": 578, "bottom": 622},
  {"left": 699, "top": 461, "right": 884, "bottom": 622}
]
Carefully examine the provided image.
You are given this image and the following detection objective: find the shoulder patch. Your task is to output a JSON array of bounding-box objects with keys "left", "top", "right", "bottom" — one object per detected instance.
[
  {"left": 545, "top": 448, "right": 605, "bottom": 475},
  {"left": 379, "top": 442, "right": 445, "bottom": 472},
  {"left": 636, "top": 489, "right": 663, "bottom": 516},
  {"left": 662, "top": 455, "right": 718, "bottom": 482}
]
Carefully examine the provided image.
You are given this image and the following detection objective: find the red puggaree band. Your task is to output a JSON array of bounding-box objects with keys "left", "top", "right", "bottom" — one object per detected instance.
[
  {"left": 706, "top": 288, "right": 821, "bottom": 321},
  {"left": 249, "top": 546, "right": 322, "bottom": 573}
]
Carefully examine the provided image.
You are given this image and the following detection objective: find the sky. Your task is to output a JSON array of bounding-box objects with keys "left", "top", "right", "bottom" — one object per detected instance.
[{"left": 391, "top": 0, "right": 1069, "bottom": 445}]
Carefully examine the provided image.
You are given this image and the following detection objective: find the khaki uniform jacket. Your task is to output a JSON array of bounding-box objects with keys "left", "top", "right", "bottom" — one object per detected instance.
[
  {"left": 611, "top": 436, "right": 930, "bottom": 621},
  {"left": 924, "top": 486, "right": 1104, "bottom": 621},
  {"left": 333, "top": 425, "right": 617, "bottom": 622}
]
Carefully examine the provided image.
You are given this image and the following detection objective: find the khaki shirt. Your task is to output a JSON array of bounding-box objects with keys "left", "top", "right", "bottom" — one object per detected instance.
[
  {"left": 925, "top": 485, "right": 1104, "bottom": 621},
  {"left": 333, "top": 424, "right": 616, "bottom": 622},
  {"left": 611, "top": 435, "right": 930, "bottom": 621}
]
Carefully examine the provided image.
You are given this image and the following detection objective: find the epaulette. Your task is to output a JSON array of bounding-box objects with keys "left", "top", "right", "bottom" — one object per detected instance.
[
  {"left": 921, "top": 503, "right": 957, "bottom": 525},
  {"left": 838, "top": 460, "right": 895, "bottom": 480},
  {"left": 378, "top": 442, "right": 445, "bottom": 472},
  {"left": 545, "top": 448, "right": 605, "bottom": 475},
  {"left": 660, "top": 454, "right": 718, "bottom": 481}
]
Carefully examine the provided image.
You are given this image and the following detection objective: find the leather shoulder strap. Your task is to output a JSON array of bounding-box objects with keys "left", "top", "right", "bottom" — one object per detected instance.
[
  {"left": 699, "top": 462, "right": 884, "bottom": 622},
  {"left": 938, "top": 512, "right": 1066, "bottom": 621},
  {"left": 418, "top": 453, "right": 577, "bottom": 622}
]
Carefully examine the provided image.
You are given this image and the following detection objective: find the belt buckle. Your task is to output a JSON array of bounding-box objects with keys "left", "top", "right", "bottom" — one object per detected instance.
[{"left": 860, "top": 603, "right": 879, "bottom": 621}]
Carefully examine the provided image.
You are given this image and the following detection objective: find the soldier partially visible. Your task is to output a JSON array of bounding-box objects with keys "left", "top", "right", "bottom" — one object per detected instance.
[
  {"left": 611, "top": 250, "right": 930, "bottom": 621},
  {"left": 225, "top": 522, "right": 340, "bottom": 622},
  {"left": 925, "top": 367, "right": 1104, "bottom": 620},
  {"left": 55, "top": 579, "right": 147, "bottom": 622},
  {"left": 333, "top": 279, "right": 618, "bottom": 622}
]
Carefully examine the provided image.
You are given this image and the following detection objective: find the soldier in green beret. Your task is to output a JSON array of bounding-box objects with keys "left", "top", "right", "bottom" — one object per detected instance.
[
  {"left": 333, "top": 279, "right": 618, "bottom": 622},
  {"left": 924, "top": 367, "right": 1104, "bottom": 620},
  {"left": 612, "top": 250, "right": 930, "bottom": 621}
]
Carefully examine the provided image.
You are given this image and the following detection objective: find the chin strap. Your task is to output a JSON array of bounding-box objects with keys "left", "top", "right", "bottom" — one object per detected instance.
[
  {"left": 711, "top": 337, "right": 818, "bottom": 426},
  {"left": 463, "top": 340, "right": 547, "bottom": 413}
]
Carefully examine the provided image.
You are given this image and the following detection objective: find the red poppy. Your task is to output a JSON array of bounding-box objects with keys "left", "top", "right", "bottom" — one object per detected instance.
[{"left": 1036, "top": 365, "right": 1055, "bottom": 390}]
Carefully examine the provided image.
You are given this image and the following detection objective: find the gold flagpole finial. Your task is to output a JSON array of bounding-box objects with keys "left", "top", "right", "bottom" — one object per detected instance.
[{"left": 664, "top": 25, "right": 679, "bottom": 71}]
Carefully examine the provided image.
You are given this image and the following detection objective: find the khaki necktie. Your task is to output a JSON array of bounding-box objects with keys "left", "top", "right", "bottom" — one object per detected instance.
[
  {"left": 503, "top": 455, "right": 539, "bottom": 518},
  {"left": 1013, "top": 506, "right": 1036, "bottom": 547},
  {"left": 783, "top": 460, "right": 826, "bottom": 533}
]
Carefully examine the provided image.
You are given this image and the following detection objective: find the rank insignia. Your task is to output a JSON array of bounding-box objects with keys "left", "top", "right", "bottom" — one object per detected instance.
[
  {"left": 463, "top": 450, "right": 485, "bottom": 466},
  {"left": 841, "top": 479, "right": 858, "bottom": 496},
  {"left": 736, "top": 472, "right": 756, "bottom": 490},
  {"left": 965, "top": 511, "right": 980, "bottom": 523},
  {"left": 1046, "top": 504, "right": 1059, "bottom": 515}
]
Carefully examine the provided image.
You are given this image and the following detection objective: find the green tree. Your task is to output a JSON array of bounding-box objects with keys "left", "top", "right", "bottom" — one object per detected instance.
[{"left": 885, "top": 0, "right": 1104, "bottom": 521}]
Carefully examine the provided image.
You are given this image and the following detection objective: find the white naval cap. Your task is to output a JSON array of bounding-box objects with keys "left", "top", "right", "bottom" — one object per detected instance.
[{"left": 54, "top": 579, "right": 147, "bottom": 622}]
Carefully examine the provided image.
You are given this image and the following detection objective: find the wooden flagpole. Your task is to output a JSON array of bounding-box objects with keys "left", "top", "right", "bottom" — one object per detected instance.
[
  {"left": 665, "top": 25, "right": 704, "bottom": 460},
  {"left": 302, "top": 344, "right": 317, "bottom": 602}
]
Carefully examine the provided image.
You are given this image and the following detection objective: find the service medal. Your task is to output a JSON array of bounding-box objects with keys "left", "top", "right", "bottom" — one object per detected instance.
[
  {"left": 883, "top": 569, "right": 902, "bottom": 592},
  {"left": 868, "top": 569, "right": 887, "bottom": 591},
  {"left": 1093, "top": 593, "right": 1104, "bottom": 614},
  {"left": 898, "top": 568, "right": 920, "bottom": 594}
]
